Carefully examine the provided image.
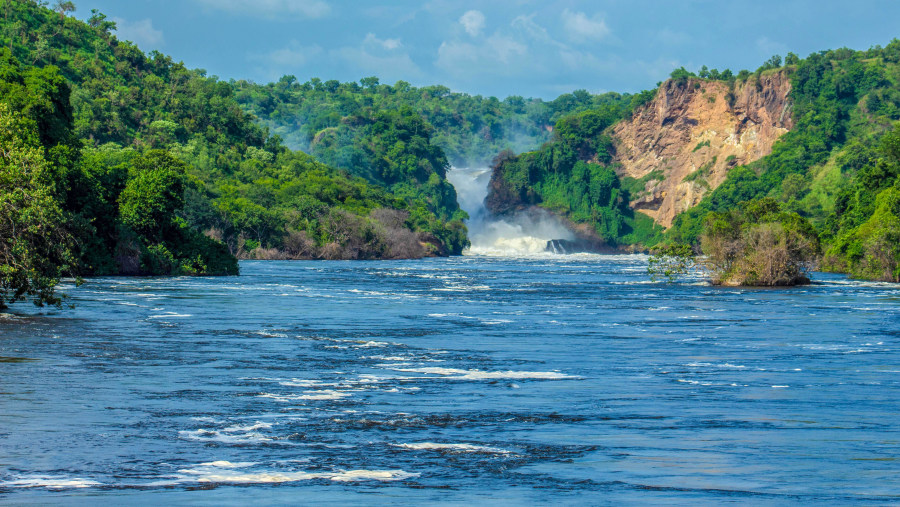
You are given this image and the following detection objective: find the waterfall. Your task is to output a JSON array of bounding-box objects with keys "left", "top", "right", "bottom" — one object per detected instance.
[{"left": 446, "top": 167, "right": 575, "bottom": 256}]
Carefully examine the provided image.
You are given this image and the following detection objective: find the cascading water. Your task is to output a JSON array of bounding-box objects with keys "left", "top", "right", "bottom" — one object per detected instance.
[{"left": 446, "top": 167, "right": 575, "bottom": 256}]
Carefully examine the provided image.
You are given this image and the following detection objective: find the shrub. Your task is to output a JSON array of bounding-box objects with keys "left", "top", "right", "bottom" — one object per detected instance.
[{"left": 700, "top": 198, "right": 820, "bottom": 286}]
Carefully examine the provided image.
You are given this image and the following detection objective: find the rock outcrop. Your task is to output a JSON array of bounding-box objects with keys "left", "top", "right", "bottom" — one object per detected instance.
[{"left": 612, "top": 72, "right": 793, "bottom": 227}]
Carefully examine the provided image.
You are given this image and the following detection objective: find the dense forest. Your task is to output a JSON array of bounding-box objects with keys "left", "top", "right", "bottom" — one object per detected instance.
[
  {"left": 0, "top": 0, "right": 477, "bottom": 308},
  {"left": 235, "top": 74, "right": 648, "bottom": 170}
]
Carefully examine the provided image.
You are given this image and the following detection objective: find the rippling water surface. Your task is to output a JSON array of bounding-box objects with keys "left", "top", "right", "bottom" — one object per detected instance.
[{"left": 1, "top": 256, "right": 898, "bottom": 504}]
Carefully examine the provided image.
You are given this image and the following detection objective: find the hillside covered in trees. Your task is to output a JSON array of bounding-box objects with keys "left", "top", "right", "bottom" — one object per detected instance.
[
  {"left": 0, "top": 0, "right": 468, "bottom": 307},
  {"left": 235, "top": 75, "right": 647, "bottom": 170}
]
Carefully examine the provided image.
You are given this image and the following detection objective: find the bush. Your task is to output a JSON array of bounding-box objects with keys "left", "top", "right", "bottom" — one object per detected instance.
[{"left": 700, "top": 198, "right": 820, "bottom": 286}]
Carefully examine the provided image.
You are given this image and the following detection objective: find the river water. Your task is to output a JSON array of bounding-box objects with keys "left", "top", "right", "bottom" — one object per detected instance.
[{"left": 0, "top": 256, "right": 898, "bottom": 504}]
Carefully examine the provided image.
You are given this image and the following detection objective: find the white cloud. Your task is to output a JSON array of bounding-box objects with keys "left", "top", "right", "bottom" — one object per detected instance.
[
  {"left": 435, "top": 30, "right": 530, "bottom": 81},
  {"left": 265, "top": 41, "right": 323, "bottom": 67},
  {"left": 486, "top": 34, "right": 527, "bottom": 64},
  {"left": 459, "top": 10, "right": 485, "bottom": 37},
  {"left": 511, "top": 14, "right": 566, "bottom": 49},
  {"left": 331, "top": 33, "right": 422, "bottom": 82},
  {"left": 433, "top": 9, "right": 678, "bottom": 98},
  {"left": 194, "top": 0, "right": 330, "bottom": 19},
  {"left": 363, "top": 33, "right": 402, "bottom": 51},
  {"left": 112, "top": 18, "right": 164, "bottom": 48},
  {"left": 561, "top": 9, "right": 610, "bottom": 43},
  {"left": 435, "top": 34, "right": 529, "bottom": 76}
]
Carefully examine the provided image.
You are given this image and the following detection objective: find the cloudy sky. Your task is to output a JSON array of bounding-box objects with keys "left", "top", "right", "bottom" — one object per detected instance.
[{"left": 78, "top": 0, "right": 900, "bottom": 99}]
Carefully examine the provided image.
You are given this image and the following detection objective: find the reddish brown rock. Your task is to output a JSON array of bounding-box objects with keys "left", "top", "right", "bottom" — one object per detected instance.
[{"left": 612, "top": 72, "right": 793, "bottom": 227}]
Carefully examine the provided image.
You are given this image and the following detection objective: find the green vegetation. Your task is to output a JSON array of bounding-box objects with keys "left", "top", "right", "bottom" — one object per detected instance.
[
  {"left": 821, "top": 124, "right": 900, "bottom": 281},
  {"left": 621, "top": 170, "right": 665, "bottom": 199},
  {"left": 3, "top": 0, "right": 470, "bottom": 263},
  {"left": 665, "top": 42, "right": 900, "bottom": 282},
  {"left": 0, "top": 102, "right": 78, "bottom": 308},
  {"left": 683, "top": 157, "right": 716, "bottom": 189},
  {"left": 236, "top": 75, "right": 652, "bottom": 169},
  {"left": 0, "top": 0, "right": 471, "bottom": 307},
  {"left": 0, "top": 39, "right": 238, "bottom": 288},
  {"left": 647, "top": 244, "right": 696, "bottom": 282},
  {"left": 650, "top": 199, "right": 819, "bottom": 286},
  {"left": 700, "top": 198, "right": 819, "bottom": 286},
  {"left": 5, "top": 0, "right": 900, "bottom": 300},
  {"left": 491, "top": 107, "right": 664, "bottom": 247}
]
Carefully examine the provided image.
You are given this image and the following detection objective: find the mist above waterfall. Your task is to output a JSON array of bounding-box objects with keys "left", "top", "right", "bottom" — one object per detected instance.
[{"left": 446, "top": 167, "right": 574, "bottom": 256}]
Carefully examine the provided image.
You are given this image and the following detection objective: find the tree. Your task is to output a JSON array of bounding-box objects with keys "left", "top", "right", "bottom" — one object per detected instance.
[
  {"left": 359, "top": 76, "right": 379, "bottom": 89},
  {"left": 118, "top": 151, "right": 187, "bottom": 240},
  {"left": 700, "top": 198, "right": 819, "bottom": 286},
  {"left": 0, "top": 104, "right": 77, "bottom": 308},
  {"left": 669, "top": 67, "right": 695, "bottom": 86},
  {"left": 53, "top": 1, "right": 75, "bottom": 19},
  {"left": 87, "top": 9, "right": 115, "bottom": 33}
]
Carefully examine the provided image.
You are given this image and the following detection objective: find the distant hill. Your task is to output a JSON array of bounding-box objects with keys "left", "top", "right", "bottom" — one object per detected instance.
[{"left": 234, "top": 75, "right": 645, "bottom": 169}]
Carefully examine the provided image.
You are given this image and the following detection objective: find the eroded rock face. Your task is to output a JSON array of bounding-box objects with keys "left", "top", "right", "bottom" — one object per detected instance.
[{"left": 612, "top": 73, "right": 793, "bottom": 227}]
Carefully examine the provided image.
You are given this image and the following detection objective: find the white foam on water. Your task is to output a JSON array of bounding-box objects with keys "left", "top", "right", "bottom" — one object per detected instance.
[
  {"left": 387, "top": 366, "right": 578, "bottom": 380},
  {"left": 190, "top": 416, "right": 225, "bottom": 424},
  {"left": 363, "top": 355, "right": 410, "bottom": 361},
  {"left": 2, "top": 476, "right": 103, "bottom": 489},
  {"left": 481, "top": 319, "right": 512, "bottom": 325},
  {"left": 355, "top": 340, "right": 391, "bottom": 348},
  {"left": 147, "top": 313, "right": 193, "bottom": 319},
  {"left": 278, "top": 379, "right": 338, "bottom": 388},
  {"left": 433, "top": 284, "right": 492, "bottom": 292},
  {"left": 253, "top": 331, "right": 288, "bottom": 338},
  {"left": 223, "top": 422, "right": 273, "bottom": 432},
  {"left": 259, "top": 390, "right": 352, "bottom": 401},
  {"left": 197, "top": 461, "right": 257, "bottom": 468},
  {"left": 393, "top": 442, "right": 511, "bottom": 454},
  {"left": 173, "top": 461, "right": 418, "bottom": 484},
  {"left": 179, "top": 428, "right": 273, "bottom": 444}
]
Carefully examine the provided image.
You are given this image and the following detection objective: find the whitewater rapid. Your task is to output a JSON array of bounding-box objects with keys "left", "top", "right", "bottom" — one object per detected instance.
[{"left": 446, "top": 167, "right": 574, "bottom": 256}]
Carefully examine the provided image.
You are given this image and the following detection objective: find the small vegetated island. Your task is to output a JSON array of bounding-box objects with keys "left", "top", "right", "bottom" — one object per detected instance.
[{"left": 2, "top": 0, "right": 900, "bottom": 308}]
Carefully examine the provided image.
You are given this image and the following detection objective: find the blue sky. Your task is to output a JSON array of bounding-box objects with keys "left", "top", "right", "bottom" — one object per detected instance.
[{"left": 77, "top": 0, "right": 900, "bottom": 100}]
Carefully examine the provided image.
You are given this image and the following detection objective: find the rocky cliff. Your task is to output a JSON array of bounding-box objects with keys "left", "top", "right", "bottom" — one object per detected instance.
[{"left": 612, "top": 72, "right": 793, "bottom": 227}]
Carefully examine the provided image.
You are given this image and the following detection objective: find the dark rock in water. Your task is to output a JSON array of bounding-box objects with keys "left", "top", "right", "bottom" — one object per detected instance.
[{"left": 546, "top": 239, "right": 610, "bottom": 254}]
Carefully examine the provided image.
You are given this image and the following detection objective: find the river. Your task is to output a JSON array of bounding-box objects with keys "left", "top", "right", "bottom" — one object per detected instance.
[{"left": 0, "top": 256, "right": 898, "bottom": 504}]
